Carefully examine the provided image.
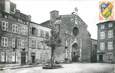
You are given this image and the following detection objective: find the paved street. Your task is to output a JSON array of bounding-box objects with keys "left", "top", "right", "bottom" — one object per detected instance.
[{"left": 0, "top": 63, "right": 114, "bottom": 73}]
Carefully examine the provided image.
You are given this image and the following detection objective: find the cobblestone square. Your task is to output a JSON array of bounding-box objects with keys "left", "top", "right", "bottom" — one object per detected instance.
[{"left": 0, "top": 63, "right": 114, "bottom": 73}]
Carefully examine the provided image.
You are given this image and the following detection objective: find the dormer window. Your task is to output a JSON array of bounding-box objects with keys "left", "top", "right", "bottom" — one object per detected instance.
[
  {"left": 108, "top": 23, "right": 113, "bottom": 28},
  {"left": 100, "top": 25, "right": 104, "bottom": 29},
  {"left": 4, "top": 15, "right": 8, "bottom": 18}
]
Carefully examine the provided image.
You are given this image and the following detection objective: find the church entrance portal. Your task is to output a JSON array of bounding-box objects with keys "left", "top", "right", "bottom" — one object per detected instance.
[{"left": 71, "top": 43, "right": 80, "bottom": 62}]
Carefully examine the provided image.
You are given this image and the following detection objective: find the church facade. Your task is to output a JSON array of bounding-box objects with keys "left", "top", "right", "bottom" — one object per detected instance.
[{"left": 41, "top": 10, "right": 92, "bottom": 62}]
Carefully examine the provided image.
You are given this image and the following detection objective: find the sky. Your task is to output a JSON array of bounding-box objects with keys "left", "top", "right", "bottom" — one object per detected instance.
[{"left": 11, "top": 0, "right": 100, "bottom": 39}]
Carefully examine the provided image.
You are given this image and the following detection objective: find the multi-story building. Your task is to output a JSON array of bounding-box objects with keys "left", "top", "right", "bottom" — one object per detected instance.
[
  {"left": 97, "top": 21, "right": 115, "bottom": 63},
  {"left": 0, "top": 2, "right": 31, "bottom": 64},
  {"left": 28, "top": 22, "right": 51, "bottom": 64},
  {"left": 41, "top": 10, "right": 92, "bottom": 63},
  {"left": 0, "top": 0, "right": 51, "bottom": 65},
  {"left": 91, "top": 39, "right": 97, "bottom": 63}
]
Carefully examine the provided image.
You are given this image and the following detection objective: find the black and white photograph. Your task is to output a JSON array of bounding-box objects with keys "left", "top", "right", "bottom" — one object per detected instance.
[{"left": 0, "top": 0, "right": 115, "bottom": 73}]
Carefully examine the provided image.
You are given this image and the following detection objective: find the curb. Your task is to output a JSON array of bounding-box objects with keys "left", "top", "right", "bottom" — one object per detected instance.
[{"left": 0, "top": 64, "right": 43, "bottom": 70}]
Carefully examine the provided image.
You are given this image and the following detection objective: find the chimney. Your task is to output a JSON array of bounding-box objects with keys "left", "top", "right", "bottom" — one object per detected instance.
[{"left": 50, "top": 10, "right": 59, "bottom": 21}]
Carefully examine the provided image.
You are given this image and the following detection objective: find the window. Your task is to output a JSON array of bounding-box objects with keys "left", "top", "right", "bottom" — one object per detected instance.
[
  {"left": 6, "top": 22, "right": 8, "bottom": 30},
  {"left": 0, "top": 52, "right": 5, "bottom": 62},
  {"left": 25, "top": 26, "right": 28, "bottom": 35},
  {"left": 71, "top": 18, "right": 74, "bottom": 22},
  {"left": 23, "top": 21, "right": 26, "bottom": 25},
  {"left": 31, "top": 39, "right": 36, "bottom": 49},
  {"left": 6, "top": 52, "right": 9, "bottom": 62},
  {"left": 107, "top": 53, "right": 113, "bottom": 62},
  {"left": 108, "top": 23, "right": 113, "bottom": 28},
  {"left": 17, "top": 39, "right": 21, "bottom": 48},
  {"left": 107, "top": 42, "right": 113, "bottom": 50},
  {"left": 65, "top": 40, "right": 68, "bottom": 46},
  {"left": 100, "top": 25, "right": 104, "bottom": 29},
  {"left": 2, "top": 14, "right": 8, "bottom": 18},
  {"left": 75, "top": 18, "right": 78, "bottom": 24},
  {"left": 43, "top": 31, "right": 45, "bottom": 38},
  {"left": 94, "top": 45, "right": 97, "bottom": 49},
  {"left": 73, "top": 27, "right": 79, "bottom": 36},
  {"left": 39, "top": 42, "right": 43, "bottom": 49},
  {"left": 17, "top": 19, "right": 23, "bottom": 23},
  {"left": 100, "top": 42, "right": 105, "bottom": 50},
  {"left": 37, "top": 41, "right": 41, "bottom": 49},
  {"left": 37, "top": 29, "right": 40, "bottom": 36},
  {"left": 1, "top": 37, "right": 8, "bottom": 47},
  {"left": 17, "top": 39, "right": 25, "bottom": 49},
  {"left": 16, "top": 25, "right": 18, "bottom": 33},
  {"left": 32, "top": 27, "right": 36, "bottom": 35},
  {"left": 12, "top": 24, "right": 15, "bottom": 32},
  {"left": 12, "top": 38, "right": 16, "bottom": 48},
  {"left": 45, "top": 32, "right": 49, "bottom": 39},
  {"left": 21, "top": 39, "right": 25, "bottom": 48},
  {"left": 10, "top": 5, "right": 16, "bottom": 14},
  {"left": 26, "top": 22, "right": 29, "bottom": 25},
  {"left": 12, "top": 24, "right": 18, "bottom": 33},
  {"left": 18, "top": 25, "right": 21, "bottom": 34},
  {"left": 1, "top": 21, "right": 8, "bottom": 31},
  {"left": 100, "top": 31, "right": 105, "bottom": 39},
  {"left": 11, "top": 52, "right": 16, "bottom": 62},
  {"left": 19, "top": 25, "right": 27, "bottom": 35},
  {"left": 21, "top": 26, "right": 24, "bottom": 34},
  {"left": 40, "top": 30, "right": 44, "bottom": 37},
  {"left": 108, "top": 30, "right": 113, "bottom": 38},
  {"left": 22, "top": 26, "right": 28, "bottom": 35}
]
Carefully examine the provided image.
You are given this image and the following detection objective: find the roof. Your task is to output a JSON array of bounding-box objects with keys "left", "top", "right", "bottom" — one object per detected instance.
[
  {"left": 30, "top": 21, "right": 39, "bottom": 25},
  {"left": 0, "top": 9, "right": 31, "bottom": 21},
  {"left": 40, "top": 20, "right": 52, "bottom": 29},
  {"left": 30, "top": 21, "right": 51, "bottom": 30},
  {"left": 91, "top": 38, "right": 97, "bottom": 41},
  {"left": 97, "top": 20, "right": 115, "bottom": 25}
]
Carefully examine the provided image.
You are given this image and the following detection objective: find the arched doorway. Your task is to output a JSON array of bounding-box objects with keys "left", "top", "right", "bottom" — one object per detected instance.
[{"left": 71, "top": 43, "right": 80, "bottom": 62}]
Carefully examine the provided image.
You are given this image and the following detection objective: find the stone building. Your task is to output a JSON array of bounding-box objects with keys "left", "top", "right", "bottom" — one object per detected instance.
[
  {"left": 28, "top": 22, "right": 51, "bottom": 64},
  {"left": 0, "top": 1, "right": 31, "bottom": 64},
  {"left": 91, "top": 39, "right": 97, "bottom": 63},
  {"left": 97, "top": 21, "right": 115, "bottom": 63},
  {"left": 41, "top": 10, "right": 92, "bottom": 62},
  {"left": 0, "top": 0, "right": 51, "bottom": 65}
]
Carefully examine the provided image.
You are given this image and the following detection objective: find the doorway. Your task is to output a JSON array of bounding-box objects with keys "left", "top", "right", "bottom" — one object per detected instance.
[
  {"left": 21, "top": 52, "right": 26, "bottom": 65},
  {"left": 99, "top": 54, "right": 103, "bottom": 62},
  {"left": 31, "top": 53, "right": 35, "bottom": 64},
  {"left": 31, "top": 56, "right": 35, "bottom": 63},
  {"left": 71, "top": 43, "right": 79, "bottom": 62}
]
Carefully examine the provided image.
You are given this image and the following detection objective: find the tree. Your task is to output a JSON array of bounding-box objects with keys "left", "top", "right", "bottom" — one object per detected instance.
[{"left": 45, "top": 29, "right": 61, "bottom": 68}]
